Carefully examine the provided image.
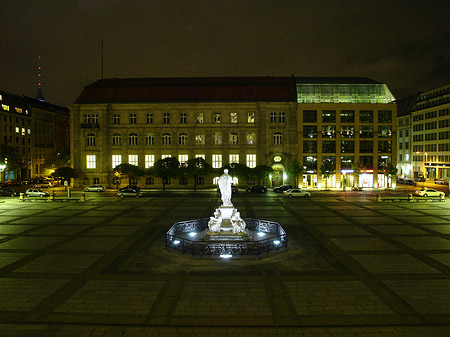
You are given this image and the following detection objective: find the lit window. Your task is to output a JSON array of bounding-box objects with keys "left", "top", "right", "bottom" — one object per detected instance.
[
  {"left": 248, "top": 112, "right": 255, "bottom": 123},
  {"left": 86, "top": 155, "right": 96, "bottom": 169},
  {"left": 27, "top": 129, "right": 31, "bottom": 135},
  {"left": 161, "top": 154, "right": 171, "bottom": 159},
  {"left": 178, "top": 154, "right": 188, "bottom": 164},
  {"left": 128, "top": 154, "right": 138, "bottom": 166},
  {"left": 230, "top": 112, "right": 238, "bottom": 123},
  {"left": 213, "top": 112, "right": 221, "bottom": 123},
  {"left": 212, "top": 154, "right": 222, "bottom": 168},
  {"left": 2, "top": 104, "right": 10, "bottom": 111},
  {"left": 195, "top": 154, "right": 205, "bottom": 159},
  {"left": 112, "top": 155, "right": 122, "bottom": 168},
  {"left": 229, "top": 132, "right": 239, "bottom": 145},
  {"left": 145, "top": 154, "right": 155, "bottom": 168},
  {"left": 196, "top": 112, "right": 204, "bottom": 124},
  {"left": 246, "top": 154, "right": 256, "bottom": 168},
  {"left": 247, "top": 133, "right": 256, "bottom": 145},
  {"left": 15, "top": 127, "right": 19, "bottom": 133},
  {"left": 229, "top": 154, "right": 239, "bottom": 164},
  {"left": 195, "top": 133, "right": 205, "bottom": 145},
  {"left": 15, "top": 107, "right": 23, "bottom": 113},
  {"left": 21, "top": 128, "right": 25, "bottom": 136},
  {"left": 213, "top": 132, "right": 222, "bottom": 145}
]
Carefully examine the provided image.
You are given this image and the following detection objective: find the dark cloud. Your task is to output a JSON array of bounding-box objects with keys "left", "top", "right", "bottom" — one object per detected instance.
[{"left": 1, "top": 0, "right": 449, "bottom": 106}]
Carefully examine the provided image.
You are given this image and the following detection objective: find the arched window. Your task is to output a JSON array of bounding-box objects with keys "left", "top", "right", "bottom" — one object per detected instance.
[
  {"left": 162, "top": 133, "right": 171, "bottom": 145},
  {"left": 86, "top": 133, "right": 96, "bottom": 146},
  {"left": 179, "top": 177, "right": 188, "bottom": 185},
  {"left": 179, "top": 133, "right": 188, "bottom": 145},
  {"left": 93, "top": 177, "right": 100, "bottom": 184},
  {"left": 229, "top": 132, "right": 239, "bottom": 145},
  {"left": 145, "top": 133, "right": 154, "bottom": 146},
  {"left": 129, "top": 133, "right": 138, "bottom": 146},
  {"left": 273, "top": 132, "right": 283, "bottom": 145},
  {"left": 113, "top": 133, "right": 121, "bottom": 146},
  {"left": 146, "top": 177, "right": 154, "bottom": 185}
]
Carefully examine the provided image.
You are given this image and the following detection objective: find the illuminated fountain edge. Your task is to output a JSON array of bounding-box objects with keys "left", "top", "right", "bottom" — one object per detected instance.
[{"left": 165, "top": 218, "right": 287, "bottom": 258}]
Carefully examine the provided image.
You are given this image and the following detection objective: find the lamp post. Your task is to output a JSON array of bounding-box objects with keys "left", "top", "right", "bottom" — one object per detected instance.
[{"left": 424, "top": 152, "right": 428, "bottom": 179}]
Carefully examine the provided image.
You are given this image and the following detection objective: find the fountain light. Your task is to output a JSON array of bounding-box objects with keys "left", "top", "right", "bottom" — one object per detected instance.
[
  {"left": 188, "top": 232, "right": 197, "bottom": 237},
  {"left": 173, "top": 240, "right": 180, "bottom": 245},
  {"left": 273, "top": 240, "right": 281, "bottom": 245},
  {"left": 257, "top": 232, "right": 266, "bottom": 237},
  {"left": 220, "top": 253, "right": 232, "bottom": 259}
]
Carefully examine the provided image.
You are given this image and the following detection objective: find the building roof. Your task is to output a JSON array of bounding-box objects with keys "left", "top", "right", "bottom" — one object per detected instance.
[
  {"left": 395, "top": 95, "right": 418, "bottom": 117},
  {"left": 294, "top": 77, "right": 382, "bottom": 84},
  {"left": 0, "top": 90, "right": 68, "bottom": 115},
  {"left": 74, "top": 77, "right": 298, "bottom": 104}
]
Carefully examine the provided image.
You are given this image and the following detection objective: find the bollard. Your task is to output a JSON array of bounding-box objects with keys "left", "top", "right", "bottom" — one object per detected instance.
[
  {"left": 408, "top": 193, "right": 412, "bottom": 202},
  {"left": 81, "top": 193, "right": 86, "bottom": 202},
  {"left": 19, "top": 193, "right": 24, "bottom": 202},
  {"left": 376, "top": 194, "right": 382, "bottom": 203}
]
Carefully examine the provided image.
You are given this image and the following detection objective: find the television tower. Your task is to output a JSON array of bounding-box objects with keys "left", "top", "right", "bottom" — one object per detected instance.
[{"left": 35, "top": 56, "right": 45, "bottom": 102}]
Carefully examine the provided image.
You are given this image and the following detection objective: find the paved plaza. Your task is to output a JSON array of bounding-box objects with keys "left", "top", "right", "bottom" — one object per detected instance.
[{"left": 0, "top": 190, "right": 449, "bottom": 336}]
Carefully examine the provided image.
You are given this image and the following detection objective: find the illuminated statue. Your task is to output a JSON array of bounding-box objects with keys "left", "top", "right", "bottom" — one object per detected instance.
[{"left": 218, "top": 169, "right": 233, "bottom": 206}]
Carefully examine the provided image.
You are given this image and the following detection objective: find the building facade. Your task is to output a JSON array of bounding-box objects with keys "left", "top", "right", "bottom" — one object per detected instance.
[
  {"left": 70, "top": 77, "right": 397, "bottom": 189},
  {"left": 70, "top": 77, "right": 298, "bottom": 188},
  {"left": 0, "top": 91, "right": 70, "bottom": 181}
]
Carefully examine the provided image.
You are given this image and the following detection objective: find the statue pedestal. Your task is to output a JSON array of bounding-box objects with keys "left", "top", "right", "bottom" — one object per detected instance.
[{"left": 218, "top": 205, "right": 234, "bottom": 231}]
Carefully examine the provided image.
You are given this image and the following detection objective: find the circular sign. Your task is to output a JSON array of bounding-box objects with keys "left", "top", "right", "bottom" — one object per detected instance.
[{"left": 274, "top": 155, "right": 282, "bottom": 162}]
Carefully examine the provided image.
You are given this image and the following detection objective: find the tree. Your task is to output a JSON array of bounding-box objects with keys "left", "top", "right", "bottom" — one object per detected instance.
[
  {"left": 0, "top": 143, "right": 21, "bottom": 180},
  {"left": 149, "top": 157, "right": 180, "bottom": 191},
  {"left": 320, "top": 159, "right": 335, "bottom": 190},
  {"left": 288, "top": 161, "right": 304, "bottom": 188},
  {"left": 381, "top": 163, "right": 398, "bottom": 188},
  {"left": 43, "top": 146, "right": 70, "bottom": 170},
  {"left": 251, "top": 165, "right": 273, "bottom": 185},
  {"left": 351, "top": 161, "right": 364, "bottom": 188},
  {"left": 183, "top": 157, "right": 214, "bottom": 191},
  {"left": 224, "top": 163, "right": 251, "bottom": 185},
  {"left": 51, "top": 167, "right": 77, "bottom": 181},
  {"left": 113, "top": 163, "right": 145, "bottom": 185}
]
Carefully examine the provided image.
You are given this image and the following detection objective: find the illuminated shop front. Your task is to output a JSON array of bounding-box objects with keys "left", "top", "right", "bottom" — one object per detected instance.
[{"left": 359, "top": 169, "right": 374, "bottom": 188}]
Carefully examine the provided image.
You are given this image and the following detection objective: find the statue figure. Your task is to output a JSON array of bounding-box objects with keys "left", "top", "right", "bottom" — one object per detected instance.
[
  {"left": 208, "top": 209, "right": 222, "bottom": 232},
  {"left": 218, "top": 169, "right": 233, "bottom": 206},
  {"left": 231, "top": 210, "right": 246, "bottom": 234}
]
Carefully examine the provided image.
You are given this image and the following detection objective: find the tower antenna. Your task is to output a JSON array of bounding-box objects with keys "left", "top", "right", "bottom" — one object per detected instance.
[{"left": 35, "top": 56, "right": 45, "bottom": 102}]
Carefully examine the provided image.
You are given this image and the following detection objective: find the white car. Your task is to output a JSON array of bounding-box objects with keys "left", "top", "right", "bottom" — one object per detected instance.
[
  {"left": 84, "top": 185, "right": 105, "bottom": 192},
  {"left": 414, "top": 188, "right": 445, "bottom": 197},
  {"left": 283, "top": 189, "right": 311, "bottom": 198},
  {"left": 25, "top": 189, "right": 50, "bottom": 197}
]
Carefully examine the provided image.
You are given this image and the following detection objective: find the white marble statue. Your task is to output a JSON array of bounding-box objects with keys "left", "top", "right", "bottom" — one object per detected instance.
[
  {"left": 231, "top": 210, "right": 246, "bottom": 234},
  {"left": 218, "top": 169, "right": 233, "bottom": 206},
  {"left": 208, "top": 209, "right": 222, "bottom": 232}
]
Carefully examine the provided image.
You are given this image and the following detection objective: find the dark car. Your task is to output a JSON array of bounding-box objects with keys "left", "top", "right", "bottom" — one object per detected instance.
[
  {"left": 0, "top": 188, "right": 19, "bottom": 196},
  {"left": 274, "top": 184, "right": 293, "bottom": 193},
  {"left": 414, "top": 177, "right": 426, "bottom": 182},
  {"left": 404, "top": 178, "right": 416, "bottom": 186},
  {"left": 246, "top": 185, "right": 267, "bottom": 193},
  {"left": 119, "top": 185, "right": 140, "bottom": 192}
]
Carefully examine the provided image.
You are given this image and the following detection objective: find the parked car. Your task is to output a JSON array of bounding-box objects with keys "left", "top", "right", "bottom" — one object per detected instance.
[
  {"left": 283, "top": 189, "right": 311, "bottom": 198},
  {"left": 216, "top": 185, "right": 239, "bottom": 193},
  {"left": 84, "top": 185, "right": 105, "bottom": 192},
  {"left": 404, "top": 178, "right": 416, "bottom": 186},
  {"left": 414, "top": 188, "right": 445, "bottom": 197},
  {"left": 246, "top": 185, "right": 267, "bottom": 193},
  {"left": 117, "top": 188, "right": 141, "bottom": 197},
  {"left": 119, "top": 185, "right": 141, "bottom": 192},
  {"left": 414, "top": 177, "right": 426, "bottom": 182},
  {"left": 25, "top": 189, "right": 50, "bottom": 197},
  {"left": 274, "top": 184, "right": 293, "bottom": 193},
  {"left": 434, "top": 178, "right": 449, "bottom": 185},
  {"left": 0, "top": 188, "right": 19, "bottom": 196}
]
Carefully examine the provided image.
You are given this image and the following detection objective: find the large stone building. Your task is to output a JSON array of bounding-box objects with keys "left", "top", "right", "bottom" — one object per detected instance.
[
  {"left": 397, "top": 84, "right": 450, "bottom": 180},
  {"left": 70, "top": 76, "right": 397, "bottom": 189},
  {"left": 0, "top": 91, "right": 70, "bottom": 181}
]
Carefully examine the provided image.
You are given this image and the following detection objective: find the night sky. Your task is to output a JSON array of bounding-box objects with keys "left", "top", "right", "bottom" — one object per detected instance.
[{"left": 1, "top": 0, "right": 449, "bottom": 107}]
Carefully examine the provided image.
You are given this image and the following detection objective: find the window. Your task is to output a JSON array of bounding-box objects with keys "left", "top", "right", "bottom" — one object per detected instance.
[
  {"left": 246, "top": 154, "right": 256, "bottom": 168},
  {"left": 128, "top": 155, "right": 138, "bottom": 166},
  {"left": 229, "top": 132, "right": 239, "bottom": 145},
  {"left": 322, "top": 110, "right": 336, "bottom": 123},
  {"left": 247, "top": 132, "right": 256, "bottom": 145},
  {"left": 130, "top": 113, "right": 137, "bottom": 124},
  {"left": 213, "top": 132, "right": 222, "bottom": 145},
  {"left": 113, "top": 113, "right": 120, "bottom": 124},
  {"left": 340, "top": 110, "right": 355, "bottom": 123},
  {"left": 113, "top": 133, "right": 121, "bottom": 146},
  {"left": 273, "top": 132, "right": 283, "bottom": 145},
  {"left": 359, "top": 110, "right": 373, "bottom": 123},
  {"left": 340, "top": 125, "right": 355, "bottom": 138},
  {"left": 179, "top": 133, "right": 188, "bottom": 145},
  {"left": 230, "top": 112, "right": 238, "bottom": 123},
  {"left": 84, "top": 114, "right": 91, "bottom": 124},
  {"left": 196, "top": 112, "right": 204, "bottom": 124},
  {"left": 303, "top": 110, "right": 317, "bottom": 123},
  {"left": 178, "top": 154, "right": 188, "bottom": 164},
  {"left": 161, "top": 154, "right": 171, "bottom": 159},
  {"left": 146, "top": 177, "right": 154, "bottom": 185},
  {"left": 278, "top": 112, "right": 285, "bottom": 123},
  {"left": 196, "top": 177, "right": 205, "bottom": 185},
  {"left": 163, "top": 113, "right": 170, "bottom": 124},
  {"left": 145, "top": 133, "right": 154, "bottom": 146},
  {"left": 93, "top": 177, "right": 100, "bottom": 184},
  {"left": 303, "top": 126, "right": 317, "bottom": 138},
  {"left": 270, "top": 112, "right": 277, "bottom": 123},
  {"left": 146, "top": 113, "right": 153, "bottom": 124},
  {"left": 229, "top": 154, "right": 239, "bottom": 164},
  {"left": 248, "top": 112, "right": 255, "bottom": 123},
  {"left": 378, "top": 141, "right": 392, "bottom": 153},
  {"left": 212, "top": 154, "right": 222, "bottom": 168},
  {"left": 303, "top": 141, "right": 317, "bottom": 153},
  {"left": 399, "top": 142, "right": 403, "bottom": 150},
  {"left": 162, "top": 133, "right": 171, "bottom": 145},
  {"left": 378, "top": 125, "right": 392, "bottom": 138},
  {"left": 322, "top": 125, "right": 336, "bottom": 138},
  {"left": 112, "top": 155, "right": 122, "bottom": 168},
  {"left": 322, "top": 141, "right": 336, "bottom": 153},
  {"left": 195, "top": 132, "right": 205, "bottom": 145},
  {"left": 303, "top": 156, "right": 317, "bottom": 170},
  {"left": 360, "top": 141, "right": 373, "bottom": 153},
  {"left": 341, "top": 141, "right": 355, "bottom": 153},
  {"left": 179, "top": 177, "right": 188, "bottom": 185},
  {"left": 145, "top": 155, "right": 155, "bottom": 168},
  {"left": 86, "top": 133, "right": 96, "bottom": 146},
  {"left": 340, "top": 156, "right": 354, "bottom": 170},
  {"left": 360, "top": 125, "right": 373, "bottom": 138},
  {"left": 213, "top": 112, "right": 221, "bottom": 123},
  {"left": 378, "top": 110, "right": 392, "bottom": 123},
  {"left": 129, "top": 133, "right": 138, "bottom": 145},
  {"left": 195, "top": 154, "right": 205, "bottom": 159},
  {"left": 86, "top": 155, "right": 96, "bottom": 169},
  {"left": 179, "top": 112, "right": 187, "bottom": 124},
  {"left": 360, "top": 156, "right": 373, "bottom": 169}
]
